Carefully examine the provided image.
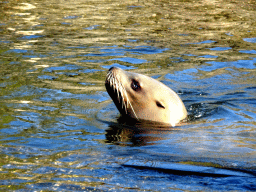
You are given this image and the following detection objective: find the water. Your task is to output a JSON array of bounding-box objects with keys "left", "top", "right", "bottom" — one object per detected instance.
[{"left": 0, "top": 0, "right": 256, "bottom": 191}]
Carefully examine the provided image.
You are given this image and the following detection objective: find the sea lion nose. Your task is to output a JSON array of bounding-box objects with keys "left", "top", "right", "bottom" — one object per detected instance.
[
  {"left": 109, "top": 67, "right": 120, "bottom": 72},
  {"left": 109, "top": 67, "right": 115, "bottom": 71}
]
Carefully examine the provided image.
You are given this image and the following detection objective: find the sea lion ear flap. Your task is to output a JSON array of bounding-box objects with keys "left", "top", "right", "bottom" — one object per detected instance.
[{"left": 156, "top": 101, "right": 165, "bottom": 109}]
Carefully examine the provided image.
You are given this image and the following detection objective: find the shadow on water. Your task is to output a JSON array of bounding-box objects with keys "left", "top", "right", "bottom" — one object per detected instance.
[{"left": 105, "top": 117, "right": 180, "bottom": 146}]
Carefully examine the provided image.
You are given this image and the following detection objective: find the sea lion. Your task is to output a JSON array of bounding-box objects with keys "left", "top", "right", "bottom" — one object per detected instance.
[{"left": 105, "top": 67, "right": 187, "bottom": 127}]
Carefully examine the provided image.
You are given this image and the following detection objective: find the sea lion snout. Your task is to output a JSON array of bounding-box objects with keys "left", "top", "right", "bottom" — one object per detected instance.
[
  {"left": 107, "top": 67, "right": 123, "bottom": 77},
  {"left": 108, "top": 66, "right": 115, "bottom": 71},
  {"left": 108, "top": 66, "right": 120, "bottom": 73}
]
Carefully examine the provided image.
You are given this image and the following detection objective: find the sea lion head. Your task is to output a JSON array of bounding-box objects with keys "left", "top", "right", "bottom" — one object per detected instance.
[{"left": 105, "top": 67, "right": 187, "bottom": 126}]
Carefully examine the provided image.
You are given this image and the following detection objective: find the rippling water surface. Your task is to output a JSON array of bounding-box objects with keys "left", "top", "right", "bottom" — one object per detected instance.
[{"left": 1, "top": 0, "right": 256, "bottom": 191}]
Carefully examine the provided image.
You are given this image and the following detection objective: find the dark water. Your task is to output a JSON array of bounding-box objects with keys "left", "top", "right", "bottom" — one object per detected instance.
[{"left": 1, "top": 0, "right": 256, "bottom": 191}]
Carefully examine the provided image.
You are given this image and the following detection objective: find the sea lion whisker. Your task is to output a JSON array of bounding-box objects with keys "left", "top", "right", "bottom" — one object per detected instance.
[
  {"left": 120, "top": 83, "right": 138, "bottom": 120},
  {"left": 126, "top": 98, "right": 138, "bottom": 120},
  {"left": 121, "top": 88, "right": 128, "bottom": 114},
  {"left": 120, "top": 90, "right": 127, "bottom": 112},
  {"left": 117, "top": 80, "right": 128, "bottom": 113},
  {"left": 110, "top": 74, "right": 115, "bottom": 87},
  {"left": 108, "top": 71, "right": 138, "bottom": 119},
  {"left": 106, "top": 73, "right": 111, "bottom": 81},
  {"left": 110, "top": 75, "right": 126, "bottom": 113},
  {"left": 116, "top": 80, "right": 122, "bottom": 104}
]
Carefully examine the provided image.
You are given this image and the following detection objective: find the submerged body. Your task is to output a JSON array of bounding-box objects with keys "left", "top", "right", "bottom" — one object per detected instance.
[{"left": 105, "top": 67, "right": 187, "bottom": 127}]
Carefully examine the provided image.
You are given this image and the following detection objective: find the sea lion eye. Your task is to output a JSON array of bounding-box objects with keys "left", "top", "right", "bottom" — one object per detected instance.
[
  {"left": 131, "top": 79, "right": 141, "bottom": 91},
  {"left": 156, "top": 101, "right": 165, "bottom": 109}
]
